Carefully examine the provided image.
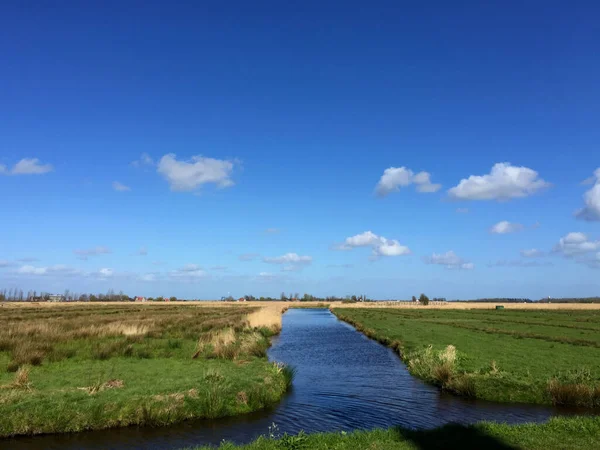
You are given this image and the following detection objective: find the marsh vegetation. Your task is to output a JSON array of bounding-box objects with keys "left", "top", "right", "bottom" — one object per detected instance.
[{"left": 0, "top": 304, "right": 291, "bottom": 437}]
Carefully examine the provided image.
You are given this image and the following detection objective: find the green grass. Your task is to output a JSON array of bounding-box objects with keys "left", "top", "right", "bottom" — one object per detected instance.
[
  {"left": 190, "top": 416, "right": 600, "bottom": 450},
  {"left": 333, "top": 308, "right": 600, "bottom": 406},
  {"left": 0, "top": 304, "right": 291, "bottom": 437}
]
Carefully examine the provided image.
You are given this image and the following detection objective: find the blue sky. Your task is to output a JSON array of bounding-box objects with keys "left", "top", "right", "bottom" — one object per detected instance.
[{"left": 1, "top": 1, "right": 599, "bottom": 299}]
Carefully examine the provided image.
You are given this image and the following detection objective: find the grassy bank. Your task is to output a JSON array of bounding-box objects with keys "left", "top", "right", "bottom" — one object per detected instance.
[
  {"left": 0, "top": 304, "right": 292, "bottom": 437},
  {"left": 332, "top": 308, "right": 600, "bottom": 406},
  {"left": 191, "top": 416, "right": 600, "bottom": 450}
]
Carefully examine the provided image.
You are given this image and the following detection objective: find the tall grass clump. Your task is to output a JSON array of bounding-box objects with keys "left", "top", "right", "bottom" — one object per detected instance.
[
  {"left": 1, "top": 366, "right": 33, "bottom": 391},
  {"left": 272, "top": 362, "right": 296, "bottom": 389},
  {"left": 407, "top": 345, "right": 475, "bottom": 397},
  {"left": 547, "top": 368, "right": 600, "bottom": 407},
  {"left": 246, "top": 307, "right": 282, "bottom": 333}
]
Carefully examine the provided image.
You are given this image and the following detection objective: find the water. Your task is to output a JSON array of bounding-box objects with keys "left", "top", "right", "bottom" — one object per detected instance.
[{"left": 3, "top": 309, "right": 586, "bottom": 449}]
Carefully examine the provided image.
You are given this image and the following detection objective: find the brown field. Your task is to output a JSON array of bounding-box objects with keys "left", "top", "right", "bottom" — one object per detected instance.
[{"left": 2, "top": 300, "right": 600, "bottom": 310}]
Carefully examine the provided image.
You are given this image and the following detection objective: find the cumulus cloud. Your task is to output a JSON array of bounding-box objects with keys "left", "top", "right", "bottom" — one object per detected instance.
[
  {"left": 239, "top": 253, "right": 259, "bottom": 262},
  {"left": 423, "top": 251, "right": 474, "bottom": 270},
  {"left": 265, "top": 228, "right": 280, "bottom": 234},
  {"left": 131, "top": 153, "right": 155, "bottom": 167},
  {"left": 0, "top": 158, "right": 53, "bottom": 175},
  {"left": 553, "top": 232, "right": 600, "bottom": 257},
  {"left": 263, "top": 253, "right": 312, "bottom": 271},
  {"left": 0, "top": 260, "right": 12, "bottom": 268},
  {"left": 157, "top": 153, "right": 236, "bottom": 192},
  {"left": 74, "top": 246, "right": 111, "bottom": 260},
  {"left": 375, "top": 167, "right": 441, "bottom": 197},
  {"left": 112, "top": 181, "right": 131, "bottom": 192},
  {"left": 520, "top": 249, "right": 544, "bottom": 258},
  {"left": 489, "top": 221, "right": 524, "bottom": 234},
  {"left": 448, "top": 163, "right": 550, "bottom": 201},
  {"left": 456, "top": 208, "right": 469, "bottom": 214},
  {"left": 336, "top": 231, "right": 411, "bottom": 259},
  {"left": 575, "top": 168, "right": 600, "bottom": 221}
]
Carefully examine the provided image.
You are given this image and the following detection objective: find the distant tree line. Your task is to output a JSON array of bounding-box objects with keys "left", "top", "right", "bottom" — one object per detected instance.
[
  {"left": 234, "top": 293, "right": 372, "bottom": 302},
  {"left": 460, "top": 298, "right": 533, "bottom": 303},
  {"left": 537, "top": 297, "right": 600, "bottom": 303}
]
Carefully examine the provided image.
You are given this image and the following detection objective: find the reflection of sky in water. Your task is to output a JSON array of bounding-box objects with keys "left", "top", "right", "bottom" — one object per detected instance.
[{"left": 6, "top": 309, "right": 589, "bottom": 450}]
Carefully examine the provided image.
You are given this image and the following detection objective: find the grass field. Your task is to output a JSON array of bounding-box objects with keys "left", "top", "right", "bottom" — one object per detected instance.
[
  {"left": 333, "top": 308, "right": 600, "bottom": 406},
  {"left": 0, "top": 303, "right": 292, "bottom": 437},
  {"left": 191, "top": 416, "right": 600, "bottom": 450}
]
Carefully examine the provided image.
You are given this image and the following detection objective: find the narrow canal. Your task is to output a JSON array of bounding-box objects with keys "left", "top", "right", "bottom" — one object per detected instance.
[{"left": 5, "top": 308, "right": 581, "bottom": 450}]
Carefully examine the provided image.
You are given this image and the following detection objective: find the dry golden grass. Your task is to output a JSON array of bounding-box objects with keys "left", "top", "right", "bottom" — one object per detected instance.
[
  {"left": 4, "top": 300, "right": 598, "bottom": 310},
  {"left": 1, "top": 366, "right": 32, "bottom": 391},
  {"left": 245, "top": 306, "right": 283, "bottom": 331}
]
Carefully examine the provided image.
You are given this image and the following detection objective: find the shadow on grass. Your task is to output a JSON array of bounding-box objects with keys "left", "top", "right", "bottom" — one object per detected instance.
[{"left": 396, "top": 423, "right": 518, "bottom": 450}]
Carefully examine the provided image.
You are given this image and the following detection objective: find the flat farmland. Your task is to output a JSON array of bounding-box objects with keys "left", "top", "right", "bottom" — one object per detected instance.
[
  {"left": 0, "top": 303, "right": 292, "bottom": 437},
  {"left": 333, "top": 307, "right": 600, "bottom": 406}
]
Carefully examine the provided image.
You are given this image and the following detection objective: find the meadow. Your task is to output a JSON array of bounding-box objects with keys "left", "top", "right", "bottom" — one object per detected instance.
[
  {"left": 332, "top": 307, "right": 600, "bottom": 406},
  {"left": 0, "top": 303, "right": 292, "bottom": 437}
]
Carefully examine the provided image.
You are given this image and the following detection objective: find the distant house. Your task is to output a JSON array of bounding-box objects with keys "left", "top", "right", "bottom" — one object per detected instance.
[
  {"left": 135, "top": 296, "right": 147, "bottom": 302},
  {"left": 238, "top": 297, "right": 246, "bottom": 302},
  {"left": 47, "top": 294, "right": 64, "bottom": 302},
  {"left": 164, "top": 297, "right": 170, "bottom": 302}
]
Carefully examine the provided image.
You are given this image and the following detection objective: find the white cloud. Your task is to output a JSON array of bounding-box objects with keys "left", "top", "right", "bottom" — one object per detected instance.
[
  {"left": 17, "top": 265, "right": 47, "bottom": 275},
  {"left": 257, "top": 271, "right": 280, "bottom": 282},
  {"left": 169, "top": 264, "right": 207, "bottom": 280},
  {"left": 424, "top": 251, "right": 474, "bottom": 270},
  {"left": 157, "top": 153, "right": 236, "bottom": 192},
  {"left": 448, "top": 163, "right": 550, "bottom": 201},
  {"left": 0, "top": 260, "right": 12, "bottom": 268},
  {"left": 74, "top": 246, "right": 111, "bottom": 260},
  {"left": 138, "top": 273, "right": 157, "bottom": 282},
  {"left": 15, "top": 264, "right": 82, "bottom": 276},
  {"left": 179, "top": 263, "right": 202, "bottom": 272},
  {"left": 336, "top": 231, "right": 411, "bottom": 258},
  {"left": 575, "top": 168, "right": 600, "bottom": 222},
  {"left": 112, "top": 181, "right": 131, "bottom": 192},
  {"left": 375, "top": 167, "right": 441, "bottom": 197},
  {"left": 553, "top": 232, "right": 600, "bottom": 257},
  {"left": 0, "top": 158, "right": 54, "bottom": 175},
  {"left": 489, "top": 221, "right": 524, "bottom": 234},
  {"left": 259, "top": 272, "right": 274, "bottom": 277},
  {"left": 131, "top": 153, "right": 155, "bottom": 167},
  {"left": 263, "top": 253, "right": 312, "bottom": 272},
  {"left": 265, "top": 228, "right": 280, "bottom": 234},
  {"left": 520, "top": 249, "right": 544, "bottom": 258},
  {"left": 456, "top": 208, "right": 469, "bottom": 214},
  {"left": 97, "top": 268, "right": 114, "bottom": 277}
]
